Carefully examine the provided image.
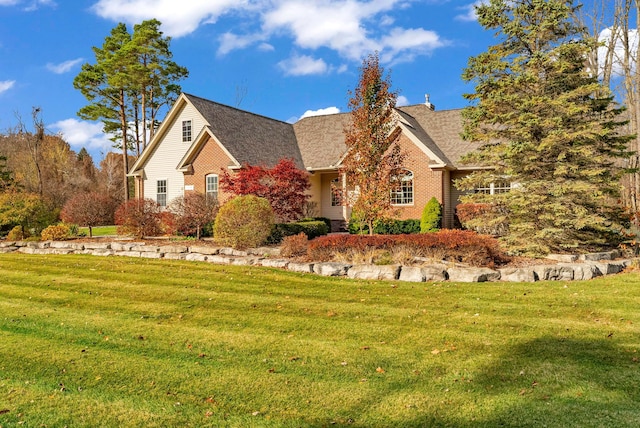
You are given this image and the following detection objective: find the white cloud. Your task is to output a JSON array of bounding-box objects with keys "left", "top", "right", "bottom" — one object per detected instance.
[
  {"left": 46, "top": 58, "right": 83, "bottom": 74},
  {"left": 396, "top": 95, "right": 409, "bottom": 107},
  {"left": 456, "top": 1, "right": 486, "bottom": 22},
  {"left": 1, "top": 0, "right": 57, "bottom": 10},
  {"left": 598, "top": 27, "right": 639, "bottom": 77},
  {"left": 90, "top": 1, "right": 444, "bottom": 66},
  {"left": 278, "top": 54, "right": 329, "bottom": 76},
  {"left": 299, "top": 106, "right": 340, "bottom": 120},
  {"left": 0, "top": 80, "right": 15, "bottom": 94},
  {"left": 380, "top": 27, "right": 445, "bottom": 63},
  {"left": 91, "top": 0, "right": 247, "bottom": 38},
  {"left": 257, "top": 42, "right": 275, "bottom": 52},
  {"left": 218, "top": 32, "right": 264, "bottom": 56},
  {"left": 49, "top": 118, "right": 114, "bottom": 153}
]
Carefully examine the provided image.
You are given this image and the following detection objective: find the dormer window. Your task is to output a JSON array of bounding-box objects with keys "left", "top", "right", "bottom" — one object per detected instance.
[{"left": 182, "top": 120, "right": 192, "bottom": 142}]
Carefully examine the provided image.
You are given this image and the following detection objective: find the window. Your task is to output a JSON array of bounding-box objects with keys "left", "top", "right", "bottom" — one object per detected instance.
[
  {"left": 206, "top": 174, "right": 218, "bottom": 202},
  {"left": 182, "top": 120, "right": 192, "bottom": 142},
  {"left": 157, "top": 179, "right": 167, "bottom": 207},
  {"left": 475, "top": 181, "right": 511, "bottom": 195},
  {"left": 391, "top": 170, "right": 414, "bottom": 205},
  {"left": 330, "top": 178, "right": 343, "bottom": 207}
]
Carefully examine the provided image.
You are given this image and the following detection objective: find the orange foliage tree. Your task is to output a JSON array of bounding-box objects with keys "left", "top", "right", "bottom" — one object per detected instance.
[{"left": 341, "top": 52, "right": 405, "bottom": 235}]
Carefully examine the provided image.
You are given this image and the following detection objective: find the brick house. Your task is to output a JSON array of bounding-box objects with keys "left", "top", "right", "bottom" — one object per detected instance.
[{"left": 128, "top": 93, "right": 483, "bottom": 229}]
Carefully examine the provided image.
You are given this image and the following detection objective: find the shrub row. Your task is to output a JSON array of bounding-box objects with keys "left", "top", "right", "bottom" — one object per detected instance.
[
  {"left": 267, "top": 219, "right": 329, "bottom": 244},
  {"left": 349, "top": 218, "right": 421, "bottom": 235},
  {"left": 307, "top": 229, "right": 506, "bottom": 267}
]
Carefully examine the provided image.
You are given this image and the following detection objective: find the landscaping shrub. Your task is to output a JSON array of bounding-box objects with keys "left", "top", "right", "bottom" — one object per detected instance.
[
  {"left": 421, "top": 197, "right": 442, "bottom": 233},
  {"left": 456, "top": 203, "right": 509, "bottom": 236},
  {"left": 159, "top": 211, "right": 178, "bottom": 236},
  {"left": 267, "top": 220, "right": 329, "bottom": 244},
  {"left": 302, "top": 217, "right": 332, "bottom": 231},
  {"left": 168, "top": 192, "right": 218, "bottom": 239},
  {"left": 214, "top": 195, "right": 275, "bottom": 249},
  {"left": 349, "top": 216, "right": 420, "bottom": 235},
  {"left": 307, "top": 229, "right": 506, "bottom": 267},
  {"left": 41, "top": 223, "right": 71, "bottom": 241},
  {"left": 280, "top": 232, "right": 309, "bottom": 258},
  {"left": 6, "top": 225, "right": 29, "bottom": 241},
  {"left": 114, "top": 198, "right": 162, "bottom": 239}
]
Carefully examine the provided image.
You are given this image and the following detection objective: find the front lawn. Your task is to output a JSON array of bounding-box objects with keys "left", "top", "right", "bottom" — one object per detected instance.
[{"left": 1, "top": 254, "right": 639, "bottom": 427}]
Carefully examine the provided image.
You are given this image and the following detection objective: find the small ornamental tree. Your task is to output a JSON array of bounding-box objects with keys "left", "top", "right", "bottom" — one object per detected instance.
[
  {"left": 114, "top": 198, "right": 162, "bottom": 238},
  {"left": 169, "top": 192, "right": 218, "bottom": 239},
  {"left": 0, "top": 191, "right": 49, "bottom": 237},
  {"left": 341, "top": 52, "right": 405, "bottom": 235},
  {"left": 60, "top": 192, "right": 116, "bottom": 238},
  {"left": 213, "top": 195, "right": 274, "bottom": 249},
  {"left": 420, "top": 197, "right": 442, "bottom": 233},
  {"left": 220, "top": 158, "right": 310, "bottom": 222}
]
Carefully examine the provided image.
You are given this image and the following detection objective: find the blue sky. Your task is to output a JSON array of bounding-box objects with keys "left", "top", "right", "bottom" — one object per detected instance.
[{"left": 0, "top": 0, "right": 494, "bottom": 161}]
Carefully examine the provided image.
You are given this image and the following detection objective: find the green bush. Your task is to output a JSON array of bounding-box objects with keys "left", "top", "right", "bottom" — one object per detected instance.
[
  {"left": 348, "top": 215, "right": 420, "bottom": 235},
  {"left": 267, "top": 220, "right": 329, "bottom": 244},
  {"left": 41, "top": 223, "right": 71, "bottom": 241},
  {"left": 301, "top": 217, "right": 332, "bottom": 231},
  {"left": 214, "top": 195, "right": 275, "bottom": 249},
  {"left": 421, "top": 197, "right": 442, "bottom": 233},
  {"left": 7, "top": 225, "right": 29, "bottom": 241}
]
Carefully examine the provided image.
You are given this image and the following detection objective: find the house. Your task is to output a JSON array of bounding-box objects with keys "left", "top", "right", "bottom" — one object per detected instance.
[{"left": 128, "top": 93, "right": 483, "bottom": 229}]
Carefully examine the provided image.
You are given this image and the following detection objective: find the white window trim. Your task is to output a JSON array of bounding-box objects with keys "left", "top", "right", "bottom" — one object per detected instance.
[
  {"left": 157, "top": 179, "right": 168, "bottom": 207},
  {"left": 182, "top": 120, "right": 192, "bottom": 142},
  {"left": 206, "top": 174, "right": 218, "bottom": 201},
  {"left": 390, "top": 170, "right": 414, "bottom": 206}
]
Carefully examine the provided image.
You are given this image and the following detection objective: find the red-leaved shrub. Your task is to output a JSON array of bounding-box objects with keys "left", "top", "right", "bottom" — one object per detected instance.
[
  {"left": 114, "top": 198, "right": 162, "bottom": 238},
  {"left": 60, "top": 192, "right": 116, "bottom": 237},
  {"left": 280, "top": 232, "right": 309, "bottom": 258},
  {"left": 307, "top": 229, "right": 505, "bottom": 267}
]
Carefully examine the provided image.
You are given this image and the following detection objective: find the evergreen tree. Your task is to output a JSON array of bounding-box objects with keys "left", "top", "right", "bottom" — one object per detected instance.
[
  {"left": 456, "top": 0, "right": 633, "bottom": 255},
  {"left": 74, "top": 20, "right": 187, "bottom": 201}
]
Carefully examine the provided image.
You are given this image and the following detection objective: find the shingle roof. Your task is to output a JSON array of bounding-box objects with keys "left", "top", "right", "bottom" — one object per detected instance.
[
  {"left": 397, "top": 104, "right": 483, "bottom": 168},
  {"left": 292, "top": 112, "right": 351, "bottom": 169},
  {"left": 181, "top": 94, "right": 482, "bottom": 171},
  {"left": 184, "top": 93, "right": 304, "bottom": 169}
]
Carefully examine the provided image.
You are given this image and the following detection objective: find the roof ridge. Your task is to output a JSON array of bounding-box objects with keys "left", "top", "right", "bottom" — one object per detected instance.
[{"left": 182, "top": 92, "right": 293, "bottom": 126}]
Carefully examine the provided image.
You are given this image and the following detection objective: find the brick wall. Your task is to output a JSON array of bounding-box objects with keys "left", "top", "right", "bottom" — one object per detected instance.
[
  {"left": 183, "top": 136, "right": 236, "bottom": 205},
  {"left": 393, "top": 134, "right": 445, "bottom": 220}
]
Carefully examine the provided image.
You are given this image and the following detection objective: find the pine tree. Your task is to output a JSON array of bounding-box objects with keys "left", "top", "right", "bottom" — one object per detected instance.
[{"left": 457, "top": 0, "right": 633, "bottom": 255}]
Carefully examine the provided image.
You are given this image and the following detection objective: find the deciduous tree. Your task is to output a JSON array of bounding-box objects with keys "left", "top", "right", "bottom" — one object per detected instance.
[
  {"left": 220, "top": 158, "right": 310, "bottom": 222},
  {"left": 341, "top": 52, "right": 405, "bottom": 235},
  {"left": 61, "top": 192, "right": 116, "bottom": 238},
  {"left": 457, "top": 0, "right": 633, "bottom": 255}
]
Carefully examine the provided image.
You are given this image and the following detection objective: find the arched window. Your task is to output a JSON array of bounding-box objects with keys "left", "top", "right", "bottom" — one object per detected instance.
[
  {"left": 390, "top": 170, "right": 414, "bottom": 205},
  {"left": 206, "top": 174, "right": 218, "bottom": 202}
]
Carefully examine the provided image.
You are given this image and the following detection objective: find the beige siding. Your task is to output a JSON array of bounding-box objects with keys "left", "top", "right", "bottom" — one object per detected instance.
[
  {"left": 143, "top": 103, "right": 206, "bottom": 205},
  {"left": 320, "top": 173, "right": 346, "bottom": 220}
]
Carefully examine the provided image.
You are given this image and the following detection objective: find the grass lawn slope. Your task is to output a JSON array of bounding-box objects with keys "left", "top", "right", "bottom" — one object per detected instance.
[{"left": 1, "top": 254, "right": 639, "bottom": 427}]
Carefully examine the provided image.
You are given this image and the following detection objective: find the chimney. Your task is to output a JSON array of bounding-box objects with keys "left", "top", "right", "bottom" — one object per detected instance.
[{"left": 425, "top": 94, "right": 435, "bottom": 110}]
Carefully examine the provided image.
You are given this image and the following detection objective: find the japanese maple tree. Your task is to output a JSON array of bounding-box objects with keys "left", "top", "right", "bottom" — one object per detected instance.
[{"left": 220, "top": 158, "right": 310, "bottom": 222}]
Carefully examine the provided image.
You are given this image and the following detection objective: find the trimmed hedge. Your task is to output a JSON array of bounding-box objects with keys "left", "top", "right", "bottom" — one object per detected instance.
[
  {"left": 348, "top": 218, "right": 421, "bottom": 235},
  {"left": 307, "top": 229, "right": 506, "bottom": 267},
  {"left": 267, "top": 220, "right": 329, "bottom": 244}
]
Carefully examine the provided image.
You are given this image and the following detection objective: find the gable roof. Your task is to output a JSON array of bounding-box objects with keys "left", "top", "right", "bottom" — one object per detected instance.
[
  {"left": 183, "top": 94, "right": 304, "bottom": 169},
  {"left": 130, "top": 93, "right": 482, "bottom": 176}
]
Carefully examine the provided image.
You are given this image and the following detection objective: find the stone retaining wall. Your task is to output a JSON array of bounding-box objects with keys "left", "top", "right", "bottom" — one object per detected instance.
[{"left": 0, "top": 240, "right": 632, "bottom": 283}]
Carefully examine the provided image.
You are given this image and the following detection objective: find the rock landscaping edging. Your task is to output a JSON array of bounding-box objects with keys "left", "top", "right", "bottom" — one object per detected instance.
[{"left": 0, "top": 240, "right": 633, "bottom": 283}]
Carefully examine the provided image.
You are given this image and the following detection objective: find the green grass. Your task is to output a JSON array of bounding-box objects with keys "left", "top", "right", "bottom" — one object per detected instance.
[
  {"left": 1, "top": 254, "right": 639, "bottom": 427},
  {"left": 78, "top": 225, "right": 117, "bottom": 237}
]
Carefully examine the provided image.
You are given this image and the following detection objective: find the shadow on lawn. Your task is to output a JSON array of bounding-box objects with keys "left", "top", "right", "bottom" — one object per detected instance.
[{"left": 318, "top": 336, "right": 640, "bottom": 428}]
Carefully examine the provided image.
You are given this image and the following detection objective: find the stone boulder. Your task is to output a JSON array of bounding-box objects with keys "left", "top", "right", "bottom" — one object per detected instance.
[{"left": 347, "top": 264, "right": 400, "bottom": 281}]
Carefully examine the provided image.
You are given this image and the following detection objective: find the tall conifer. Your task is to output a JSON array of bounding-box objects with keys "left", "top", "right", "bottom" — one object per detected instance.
[{"left": 457, "top": 0, "right": 633, "bottom": 255}]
